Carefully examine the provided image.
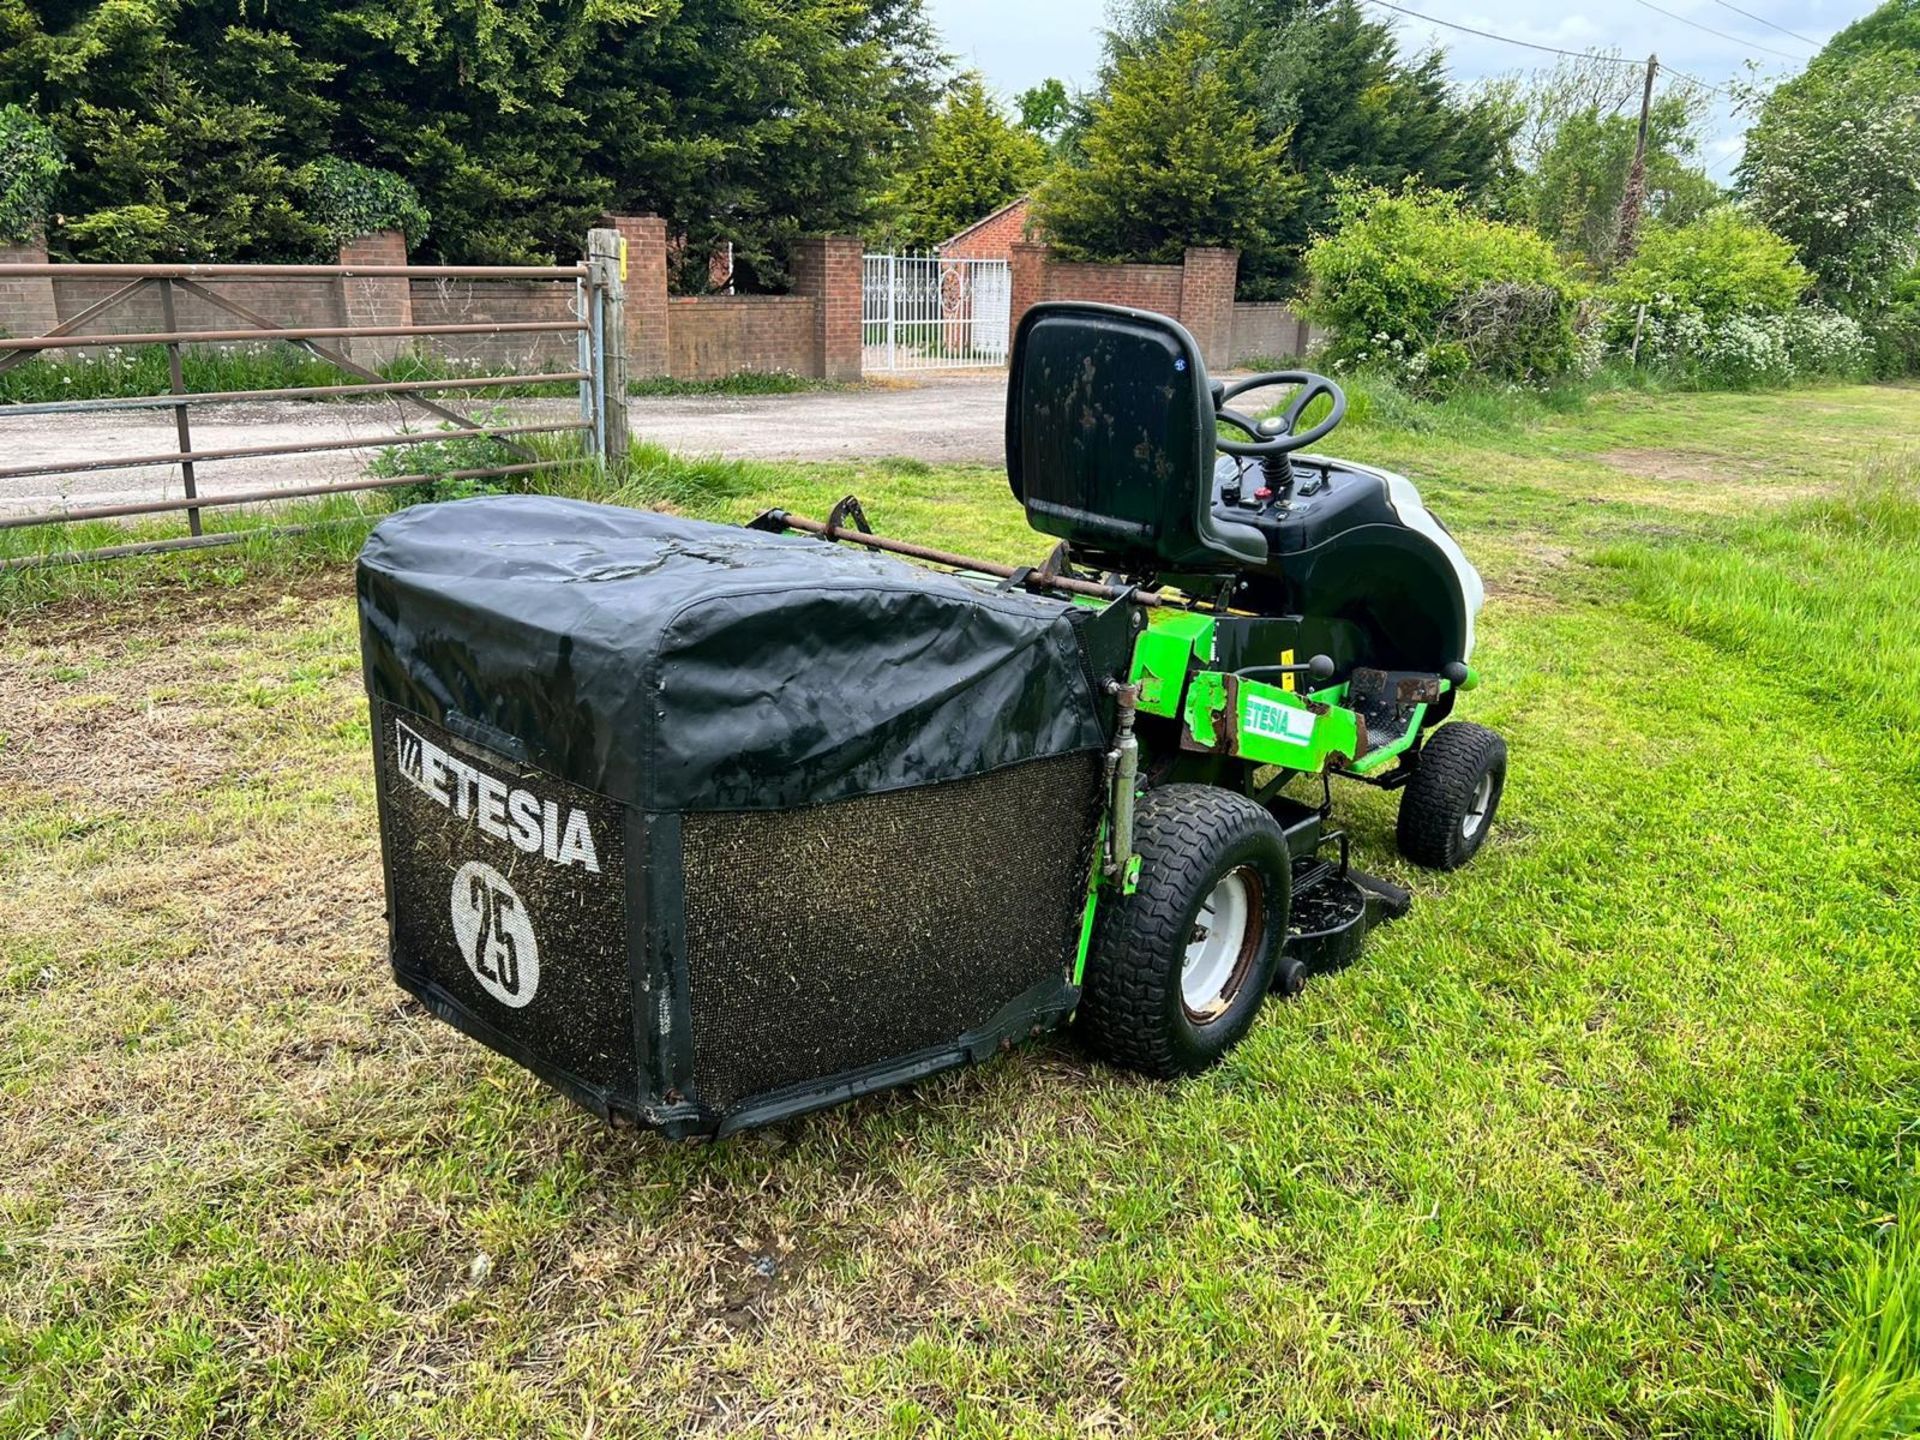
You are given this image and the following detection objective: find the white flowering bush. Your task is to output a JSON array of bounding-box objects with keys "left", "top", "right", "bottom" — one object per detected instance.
[
  {"left": 1741, "top": 53, "right": 1920, "bottom": 315},
  {"left": 1628, "top": 300, "right": 1870, "bottom": 387},
  {"left": 1698, "top": 313, "right": 1795, "bottom": 387},
  {"left": 1784, "top": 306, "right": 1873, "bottom": 377}
]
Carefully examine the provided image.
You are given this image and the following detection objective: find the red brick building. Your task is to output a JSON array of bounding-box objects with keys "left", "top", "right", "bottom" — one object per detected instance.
[{"left": 937, "top": 196, "right": 1036, "bottom": 262}]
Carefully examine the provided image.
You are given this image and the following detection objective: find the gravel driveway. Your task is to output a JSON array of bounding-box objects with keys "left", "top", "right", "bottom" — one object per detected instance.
[{"left": 0, "top": 374, "right": 1012, "bottom": 519}]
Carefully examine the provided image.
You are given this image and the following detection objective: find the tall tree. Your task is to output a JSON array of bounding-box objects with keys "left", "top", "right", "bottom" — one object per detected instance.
[
  {"left": 0, "top": 1, "right": 339, "bottom": 260},
  {"left": 1079, "top": 0, "right": 1513, "bottom": 296},
  {"left": 0, "top": 0, "right": 944, "bottom": 278},
  {"left": 1740, "top": 48, "right": 1920, "bottom": 312},
  {"left": 1016, "top": 78, "right": 1071, "bottom": 142},
  {"left": 1488, "top": 53, "right": 1718, "bottom": 273},
  {"left": 1033, "top": 13, "right": 1301, "bottom": 266},
  {"left": 1821, "top": 0, "right": 1920, "bottom": 62},
  {"left": 883, "top": 74, "right": 1045, "bottom": 250}
]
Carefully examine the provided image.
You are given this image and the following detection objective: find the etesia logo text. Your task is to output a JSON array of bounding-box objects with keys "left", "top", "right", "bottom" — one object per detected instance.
[{"left": 394, "top": 718, "right": 601, "bottom": 873}]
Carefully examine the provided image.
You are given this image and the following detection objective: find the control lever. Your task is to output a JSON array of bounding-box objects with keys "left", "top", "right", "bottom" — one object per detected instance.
[{"left": 1236, "top": 654, "right": 1337, "bottom": 685}]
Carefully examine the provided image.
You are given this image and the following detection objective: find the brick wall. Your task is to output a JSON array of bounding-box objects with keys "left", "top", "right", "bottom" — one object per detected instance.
[
  {"left": 1230, "top": 303, "right": 1317, "bottom": 365},
  {"left": 1010, "top": 243, "right": 1244, "bottom": 371},
  {"left": 670, "top": 296, "right": 818, "bottom": 380},
  {"left": 409, "top": 279, "right": 580, "bottom": 372},
  {"left": 1, "top": 223, "right": 864, "bottom": 382},
  {"left": 1043, "top": 261, "right": 1185, "bottom": 315},
  {"left": 939, "top": 196, "right": 1034, "bottom": 262},
  {"left": 52, "top": 276, "right": 348, "bottom": 352}
]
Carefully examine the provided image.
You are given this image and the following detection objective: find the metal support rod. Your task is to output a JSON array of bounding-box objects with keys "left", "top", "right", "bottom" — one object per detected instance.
[
  {"left": 0, "top": 521, "right": 350, "bottom": 571},
  {"left": 0, "top": 460, "right": 571, "bottom": 529},
  {"left": 576, "top": 277, "right": 594, "bottom": 437},
  {"left": 1105, "top": 682, "right": 1142, "bottom": 880},
  {"left": 157, "top": 279, "right": 201, "bottom": 536},
  {"left": 0, "top": 263, "right": 588, "bottom": 280},
  {"left": 173, "top": 280, "right": 540, "bottom": 461},
  {"left": 0, "top": 421, "right": 589, "bottom": 484},
  {"left": 0, "top": 319, "right": 585, "bottom": 353},
  {"left": 765, "top": 509, "right": 1175, "bottom": 608},
  {"left": 0, "top": 371, "right": 592, "bottom": 418},
  {"left": 0, "top": 276, "right": 153, "bottom": 377}
]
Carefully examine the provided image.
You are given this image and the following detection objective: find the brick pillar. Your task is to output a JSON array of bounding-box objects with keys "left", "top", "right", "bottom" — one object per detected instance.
[
  {"left": 790, "top": 234, "right": 863, "bottom": 381},
  {"left": 1179, "top": 246, "right": 1239, "bottom": 372},
  {"left": 0, "top": 232, "right": 60, "bottom": 345},
  {"left": 338, "top": 229, "right": 413, "bottom": 367},
  {"left": 1009, "top": 239, "right": 1050, "bottom": 339},
  {"left": 607, "top": 215, "right": 669, "bottom": 379}
]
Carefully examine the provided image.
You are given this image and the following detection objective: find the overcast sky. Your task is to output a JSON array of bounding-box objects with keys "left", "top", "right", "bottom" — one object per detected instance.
[{"left": 922, "top": 0, "right": 1885, "bottom": 171}]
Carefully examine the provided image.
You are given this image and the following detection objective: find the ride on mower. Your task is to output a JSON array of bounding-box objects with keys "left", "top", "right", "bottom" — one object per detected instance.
[{"left": 358, "top": 302, "right": 1505, "bottom": 1137}]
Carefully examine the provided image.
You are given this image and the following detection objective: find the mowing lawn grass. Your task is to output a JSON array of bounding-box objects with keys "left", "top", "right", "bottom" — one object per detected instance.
[{"left": 1, "top": 382, "right": 1917, "bottom": 1436}]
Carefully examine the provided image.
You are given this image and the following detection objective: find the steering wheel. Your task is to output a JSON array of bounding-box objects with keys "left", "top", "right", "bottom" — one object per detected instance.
[{"left": 1213, "top": 371, "right": 1347, "bottom": 457}]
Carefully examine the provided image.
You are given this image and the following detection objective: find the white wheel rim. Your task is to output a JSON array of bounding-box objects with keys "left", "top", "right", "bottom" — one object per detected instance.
[
  {"left": 1462, "top": 771, "right": 1495, "bottom": 838},
  {"left": 1182, "top": 868, "right": 1260, "bottom": 1021}
]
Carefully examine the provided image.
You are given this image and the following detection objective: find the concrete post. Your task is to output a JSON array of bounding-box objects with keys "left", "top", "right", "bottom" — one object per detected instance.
[
  {"left": 586, "top": 227, "right": 631, "bottom": 469},
  {"left": 337, "top": 229, "right": 413, "bottom": 367}
]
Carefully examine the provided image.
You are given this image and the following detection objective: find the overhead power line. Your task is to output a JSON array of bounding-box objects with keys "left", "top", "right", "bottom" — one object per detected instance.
[
  {"left": 1360, "top": 0, "right": 1648, "bottom": 64},
  {"left": 1628, "top": 0, "right": 1807, "bottom": 62},
  {"left": 1361, "top": 0, "right": 1737, "bottom": 94},
  {"left": 1702, "top": 0, "right": 1822, "bottom": 50}
]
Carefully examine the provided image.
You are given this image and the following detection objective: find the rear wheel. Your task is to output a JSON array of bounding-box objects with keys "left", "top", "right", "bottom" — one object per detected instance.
[
  {"left": 1397, "top": 721, "right": 1506, "bottom": 870},
  {"left": 1079, "top": 785, "right": 1291, "bottom": 1076}
]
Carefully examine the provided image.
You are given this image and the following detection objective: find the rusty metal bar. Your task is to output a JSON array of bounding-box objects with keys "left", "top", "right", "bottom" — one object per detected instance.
[
  {"left": 156, "top": 279, "right": 201, "bottom": 536},
  {"left": 767, "top": 510, "right": 1175, "bottom": 608},
  {"left": 0, "top": 421, "right": 589, "bottom": 484},
  {"left": 0, "top": 319, "right": 585, "bottom": 353},
  {"left": 0, "top": 522, "right": 346, "bottom": 571},
  {"left": 0, "top": 263, "right": 588, "bottom": 280},
  {"left": 0, "top": 276, "right": 152, "bottom": 377},
  {"left": 0, "top": 371, "right": 592, "bottom": 418},
  {"left": 0, "top": 460, "right": 570, "bottom": 530},
  {"left": 175, "top": 279, "right": 541, "bottom": 462}
]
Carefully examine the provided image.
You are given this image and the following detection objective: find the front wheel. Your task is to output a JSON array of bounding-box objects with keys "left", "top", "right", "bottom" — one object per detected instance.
[
  {"left": 1396, "top": 721, "right": 1507, "bottom": 870},
  {"left": 1079, "top": 785, "right": 1292, "bottom": 1077}
]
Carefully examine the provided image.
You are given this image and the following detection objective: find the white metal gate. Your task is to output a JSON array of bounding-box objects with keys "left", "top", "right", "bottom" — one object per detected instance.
[{"left": 863, "top": 252, "right": 1013, "bottom": 371}]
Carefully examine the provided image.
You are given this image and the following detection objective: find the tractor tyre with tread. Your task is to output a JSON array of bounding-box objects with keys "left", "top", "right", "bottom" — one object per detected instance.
[
  {"left": 1397, "top": 721, "right": 1506, "bottom": 870},
  {"left": 1079, "top": 785, "right": 1291, "bottom": 1077}
]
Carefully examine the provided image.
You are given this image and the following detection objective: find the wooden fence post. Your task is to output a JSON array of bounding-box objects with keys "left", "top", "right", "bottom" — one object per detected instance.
[{"left": 587, "top": 227, "right": 630, "bottom": 469}]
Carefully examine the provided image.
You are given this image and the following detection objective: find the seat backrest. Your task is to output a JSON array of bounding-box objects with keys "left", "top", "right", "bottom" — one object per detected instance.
[{"left": 1006, "top": 302, "right": 1267, "bottom": 574}]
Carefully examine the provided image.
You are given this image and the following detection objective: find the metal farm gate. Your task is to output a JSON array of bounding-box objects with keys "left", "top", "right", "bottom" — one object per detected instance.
[
  {"left": 863, "top": 252, "right": 1012, "bottom": 372},
  {"left": 0, "top": 228, "right": 632, "bottom": 570}
]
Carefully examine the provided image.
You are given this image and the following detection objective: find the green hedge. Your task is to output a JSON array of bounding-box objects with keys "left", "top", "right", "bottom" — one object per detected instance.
[
  {"left": 305, "top": 158, "right": 430, "bottom": 251},
  {"left": 1304, "top": 185, "right": 1586, "bottom": 390},
  {"left": 0, "top": 106, "right": 63, "bottom": 245}
]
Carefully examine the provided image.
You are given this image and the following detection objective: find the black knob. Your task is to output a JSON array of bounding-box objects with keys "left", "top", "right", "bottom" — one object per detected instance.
[
  {"left": 1307, "top": 654, "right": 1336, "bottom": 681},
  {"left": 1442, "top": 661, "right": 1469, "bottom": 686}
]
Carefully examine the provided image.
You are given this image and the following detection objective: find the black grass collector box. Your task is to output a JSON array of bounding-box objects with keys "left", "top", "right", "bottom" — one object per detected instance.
[{"left": 357, "top": 495, "right": 1123, "bottom": 1138}]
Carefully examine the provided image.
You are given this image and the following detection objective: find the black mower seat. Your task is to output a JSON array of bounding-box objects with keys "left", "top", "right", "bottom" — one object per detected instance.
[{"left": 1007, "top": 302, "right": 1267, "bottom": 575}]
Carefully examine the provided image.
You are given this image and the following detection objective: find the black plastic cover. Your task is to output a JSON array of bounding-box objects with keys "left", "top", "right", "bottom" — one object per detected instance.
[{"left": 358, "top": 496, "right": 1116, "bottom": 813}]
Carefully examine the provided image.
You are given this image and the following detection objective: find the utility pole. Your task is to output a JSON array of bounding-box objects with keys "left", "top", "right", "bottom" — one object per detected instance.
[{"left": 1613, "top": 54, "right": 1658, "bottom": 267}]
